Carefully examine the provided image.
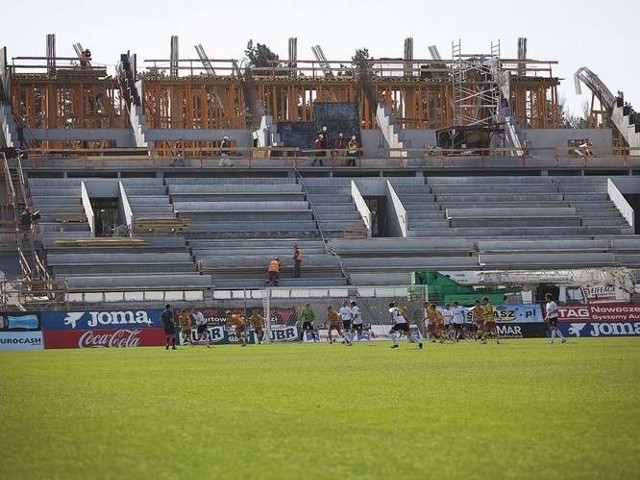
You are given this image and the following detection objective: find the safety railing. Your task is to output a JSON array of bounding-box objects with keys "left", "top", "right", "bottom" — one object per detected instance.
[
  {"left": 293, "top": 166, "right": 352, "bottom": 284},
  {"left": 16, "top": 145, "right": 640, "bottom": 170}
]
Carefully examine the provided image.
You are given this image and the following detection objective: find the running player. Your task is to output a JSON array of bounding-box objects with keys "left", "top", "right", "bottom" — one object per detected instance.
[
  {"left": 425, "top": 302, "right": 443, "bottom": 342},
  {"left": 389, "top": 301, "right": 423, "bottom": 349},
  {"left": 481, "top": 297, "right": 500, "bottom": 344},
  {"left": 193, "top": 308, "right": 210, "bottom": 347},
  {"left": 472, "top": 299, "right": 484, "bottom": 341},
  {"left": 544, "top": 293, "right": 567, "bottom": 344},
  {"left": 178, "top": 309, "right": 193, "bottom": 345},
  {"left": 350, "top": 301, "right": 364, "bottom": 340},
  {"left": 249, "top": 309, "right": 266, "bottom": 344},
  {"left": 339, "top": 300, "right": 353, "bottom": 345},
  {"left": 326, "top": 305, "right": 343, "bottom": 343},
  {"left": 226, "top": 310, "right": 247, "bottom": 346}
]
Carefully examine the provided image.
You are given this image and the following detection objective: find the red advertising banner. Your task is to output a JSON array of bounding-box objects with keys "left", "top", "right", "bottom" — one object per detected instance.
[
  {"left": 44, "top": 327, "right": 165, "bottom": 349},
  {"left": 557, "top": 303, "right": 640, "bottom": 323}
]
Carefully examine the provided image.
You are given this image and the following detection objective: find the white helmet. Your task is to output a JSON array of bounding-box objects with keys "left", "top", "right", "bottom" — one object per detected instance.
[{"left": 223, "top": 135, "right": 229, "bottom": 140}]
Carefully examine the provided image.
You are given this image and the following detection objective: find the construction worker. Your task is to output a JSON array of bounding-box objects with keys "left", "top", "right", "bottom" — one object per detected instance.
[
  {"left": 80, "top": 49, "right": 91, "bottom": 68},
  {"left": 19, "top": 207, "right": 33, "bottom": 241},
  {"left": 313, "top": 134, "right": 324, "bottom": 166},
  {"left": 333, "top": 133, "right": 347, "bottom": 165},
  {"left": 293, "top": 245, "right": 302, "bottom": 278},
  {"left": 346, "top": 135, "right": 359, "bottom": 166},
  {"left": 219, "top": 135, "right": 231, "bottom": 167},
  {"left": 266, "top": 257, "right": 281, "bottom": 286}
]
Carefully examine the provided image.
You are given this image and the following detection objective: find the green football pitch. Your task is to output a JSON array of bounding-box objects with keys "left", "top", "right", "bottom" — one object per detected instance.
[{"left": 1, "top": 338, "right": 639, "bottom": 480}]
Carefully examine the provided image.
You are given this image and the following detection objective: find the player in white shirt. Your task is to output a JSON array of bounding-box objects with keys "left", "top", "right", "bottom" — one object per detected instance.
[
  {"left": 388, "top": 301, "right": 422, "bottom": 349},
  {"left": 193, "top": 308, "right": 210, "bottom": 347},
  {"left": 339, "top": 300, "right": 354, "bottom": 346},
  {"left": 545, "top": 293, "right": 566, "bottom": 344},
  {"left": 350, "top": 301, "right": 364, "bottom": 341},
  {"left": 442, "top": 303, "right": 454, "bottom": 341},
  {"left": 451, "top": 302, "right": 466, "bottom": 341}
]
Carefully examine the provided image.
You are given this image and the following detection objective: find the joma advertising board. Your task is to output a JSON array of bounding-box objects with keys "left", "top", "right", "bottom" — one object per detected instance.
[
  {"left": 558, "top": 303, "right": 640, "bottom": 337},
  {"left": 42, "top": 309, "right": 165, "bottom": 349}
]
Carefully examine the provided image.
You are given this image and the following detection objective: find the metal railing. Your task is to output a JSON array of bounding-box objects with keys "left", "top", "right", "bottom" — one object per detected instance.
[
  {"left": 17, "top": 145, "right": 640, "bottom": 171},
  {"left": 293, "top": 165, "right": 351, "bottom": 284}
]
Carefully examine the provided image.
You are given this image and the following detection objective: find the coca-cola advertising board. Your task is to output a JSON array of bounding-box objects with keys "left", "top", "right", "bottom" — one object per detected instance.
[
  {"left": 43, "top": 328, "right": 165, "bottom": 349},
  {"left": 42, "top": 309, "right": 163, "bottom": 330}
]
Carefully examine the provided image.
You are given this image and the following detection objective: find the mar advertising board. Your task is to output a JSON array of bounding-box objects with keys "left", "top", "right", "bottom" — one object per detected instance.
[
  {"left": 558, "top": 303, "right": 640, "bottom": 337},
  {"left": 0, "top": 312, "right": 44, "bottom": 351},
  {"left": 42, "top": 309, "right": 165, "bottom": 349}
]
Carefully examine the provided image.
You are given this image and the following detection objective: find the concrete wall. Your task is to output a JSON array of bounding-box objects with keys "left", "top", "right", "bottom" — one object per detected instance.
[
  {"left": 22, "top": 128, "right": 136, "bottom": 147},
  {"left": 521, "top": 128, "right": 613, "bottom": 150},
  {"left": 365, "top": 127, "right": 612, "bottom": 154},
  {"left": 361, "top": 129, "right": 437, "bottom": 152},
  {"left": 608, "top": 179, "right": 634, "bottom": 227},
  {"left": 386, "top": 181, "right": 407, "bottom": 237},
  {"left": 146, "top": 129, "right": 253, "bottom": 147},
  {"left": 609, "top": 177, "right": 640, "bottom": 194}
]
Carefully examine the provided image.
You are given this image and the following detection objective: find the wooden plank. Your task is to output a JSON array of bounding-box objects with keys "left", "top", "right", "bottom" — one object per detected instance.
[
  {"left": 56, "top": 215, "right": 86, "bottom": 223},
  {"left": 54, "top": 238, "right": 150, "bottom": 247}
]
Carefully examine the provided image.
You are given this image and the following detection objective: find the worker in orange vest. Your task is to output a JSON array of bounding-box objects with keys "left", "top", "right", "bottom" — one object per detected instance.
[
  {"left": 266, "top": 257, "right": 281, "bottom": 286},
  {"left": 293, "top": 245, "right": 302, "bottom": 278}
]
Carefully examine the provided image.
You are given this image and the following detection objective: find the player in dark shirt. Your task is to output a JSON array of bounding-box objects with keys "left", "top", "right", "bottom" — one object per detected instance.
[{"left": 161, "top": 304, "right": 176, "bottom": 350}]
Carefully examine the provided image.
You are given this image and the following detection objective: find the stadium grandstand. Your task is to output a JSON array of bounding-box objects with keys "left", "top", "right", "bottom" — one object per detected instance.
[{"left": 2, "top": 34, "right": 640, "bottom": 312}]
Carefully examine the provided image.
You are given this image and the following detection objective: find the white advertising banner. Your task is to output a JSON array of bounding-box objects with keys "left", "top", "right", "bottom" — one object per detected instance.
[{"left": 0, "top": 331, "right": 45, "bottom": 351}]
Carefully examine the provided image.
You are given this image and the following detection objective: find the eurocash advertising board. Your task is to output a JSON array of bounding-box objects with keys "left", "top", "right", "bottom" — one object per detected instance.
[
  {"left": 42, "top": 309, "right": 165, "bottom": 349},
  {"left": 0, "top": 313, "right": 44, "bottom": 351},
  {"left": 558, "top": 303, "right": 640, "bottom": 337}
]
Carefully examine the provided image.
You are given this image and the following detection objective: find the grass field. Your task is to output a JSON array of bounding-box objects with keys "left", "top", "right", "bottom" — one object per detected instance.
[{"left": 1, "top": 338, "right": 639, "bottom": 480}]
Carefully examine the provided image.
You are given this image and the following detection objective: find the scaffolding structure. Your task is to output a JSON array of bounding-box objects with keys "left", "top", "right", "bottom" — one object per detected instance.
[
  {"left": 2, "top": 36, "right": 562, "bottom": 152},
  {"left": 451, "top": 40, "right": 500, "bottom": 128}
]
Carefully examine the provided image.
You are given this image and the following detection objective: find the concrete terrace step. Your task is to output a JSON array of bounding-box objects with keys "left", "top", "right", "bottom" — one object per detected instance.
[
  {"left": 127, "top": 196, "right": 172, "bottom": 205},
  {"left": 123, "top": 186, "right": 168, "bottom": 195},
  {"left": 187, "top": 238, "right": 324, "bottom": 249},
  {"left": 557, "top": 184, "right": 607, "bottom": 193},
  {"left": 63, "top": 274, "right": 212, "bottom": 291},
  {"left": 165, "top": 177, "right": 295, "bottom": 185},
  {"left": 408, "top": 226, "right": 632, "bottom": 237},
  {"left": 427, "top": 176, "right": 554, "bottom": 185},
  {"left": 170, "top": 193, "right": 305, "bottom": 202},
  {"left": 212, "top": 277, "right": 348, "bottom": 289},
  {"left": 174, "top": 201, "right": 310, "bottom": 212},
  {"left": 433, "top": 193, "right": 565, "bottom": 202},
  {"left": 445, "top": 207, "right": 577, "bottom": 218},
  {"left": 53, "top": 263, "right": 197, "bottom": 275},
  {"left": 477, "top": 238, "right": 612, "bottom": 253},
  {"left": 478, "top": 252, "right": 616, "bottom": 267},
  {"left": 47, "top": 252, "right": 193, "bottom": 265},
  {"left": 449, "top": 217, "right": 582, "bottom": 228},
  {"left": 430, "top": 184, "right": 559, "bottom": 194},
  {"left": 167, "top": 183, "right": 303, "bottom": 194},
  {"left": 562, "top": 193, "right": 609, "bottom": 202},
  {"left": 331, "top": 237, "right": 475, "bottom": 255},
  {"left": 343, "top": 256, "right": 479, "bottom": 269},
  {"left": 31, "top": 196, "right": 83, "bottom": 206}
]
